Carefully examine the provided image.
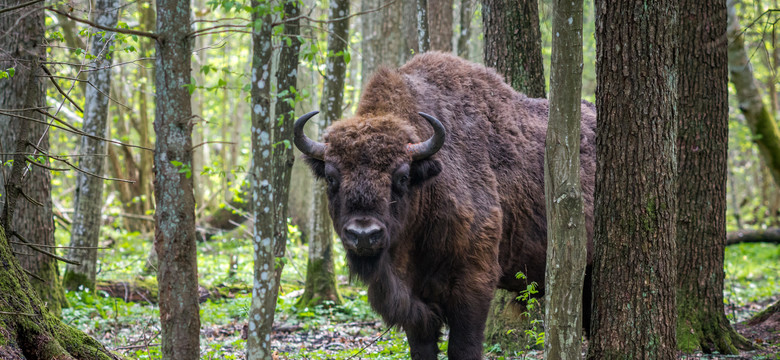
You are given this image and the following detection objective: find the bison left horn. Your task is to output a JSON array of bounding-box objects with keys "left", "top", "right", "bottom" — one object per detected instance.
[
  {"left": 293, "top": 111, "right": 326, "bottom": 160},
  {"left": 407, "top": 112, "right": 446, "bottom": 161}
]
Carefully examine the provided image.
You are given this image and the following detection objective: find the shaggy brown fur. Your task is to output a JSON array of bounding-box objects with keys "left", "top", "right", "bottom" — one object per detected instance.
[{"left": 302, "top": 52, "right": 596, "bottom": 360}]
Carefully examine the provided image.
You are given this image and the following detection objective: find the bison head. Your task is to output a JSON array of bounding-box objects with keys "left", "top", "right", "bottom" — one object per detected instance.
[{"left": 294, "top": 112, "right": 445, "bottom": 272}]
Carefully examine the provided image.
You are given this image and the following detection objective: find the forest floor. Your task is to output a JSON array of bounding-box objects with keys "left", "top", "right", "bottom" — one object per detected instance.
[{"left": 58, "top": 228, "right": 780, "bottom": 359}]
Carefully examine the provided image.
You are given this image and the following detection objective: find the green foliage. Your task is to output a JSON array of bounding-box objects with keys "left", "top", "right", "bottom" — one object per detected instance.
[
  {"left": 724, "top": 243, "right": 780, "bottom": 310},
  {"left": 0, "top": 67, "right": 14, "bottom": 79}
]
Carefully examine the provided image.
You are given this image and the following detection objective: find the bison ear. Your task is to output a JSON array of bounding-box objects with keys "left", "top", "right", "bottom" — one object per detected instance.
[
  {"left": 303, "top": 155, "right": 326, "bottom": 179},
  {"left": 409, "top": 159, "right": 442, "bottom": 187}
]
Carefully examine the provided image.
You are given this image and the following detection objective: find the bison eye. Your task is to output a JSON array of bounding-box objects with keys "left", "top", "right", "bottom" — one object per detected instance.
[{"left": 326, "top": 175, "right": 337, "bottom": 186}]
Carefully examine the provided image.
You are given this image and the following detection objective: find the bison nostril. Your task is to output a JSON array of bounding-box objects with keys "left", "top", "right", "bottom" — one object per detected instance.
[{"left": 344, "top": 224, "right": 384, "bottom": 248}]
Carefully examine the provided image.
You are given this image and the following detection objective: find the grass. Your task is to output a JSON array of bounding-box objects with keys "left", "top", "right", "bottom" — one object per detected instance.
[{"left": 56, "top": 220, "right": 779, "bottom": 359}]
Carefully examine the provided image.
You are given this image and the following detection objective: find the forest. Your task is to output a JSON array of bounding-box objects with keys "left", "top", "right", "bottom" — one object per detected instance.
[{"left": 0, "top": 0, "right": 779, "bottom": 359}]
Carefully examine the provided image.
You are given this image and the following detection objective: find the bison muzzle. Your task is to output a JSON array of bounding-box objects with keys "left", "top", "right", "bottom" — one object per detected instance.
[{"left": 294, "top": 52, "right": 596, "bottom": 360}]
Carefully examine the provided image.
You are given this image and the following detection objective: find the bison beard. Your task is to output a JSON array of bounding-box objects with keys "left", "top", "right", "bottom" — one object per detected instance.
[{"left": 295, "top": 52, "right": 596, "bottom": 360}]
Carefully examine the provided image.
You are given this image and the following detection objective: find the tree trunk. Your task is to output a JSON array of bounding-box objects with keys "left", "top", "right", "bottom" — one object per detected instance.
[
  {"left": 457, "top": 0, "right": 473, "bottom": 58},
  {"left": 361, "top": 0, "right": 403, "bottom": 85},
  {"left": 481, "top": 0, "right": 546, "bottom": 349},
  {"left": 402, "top": 0, "right": 420, "bottom": 62},
  {"left": 587, "top": 0, "right": 678, "bottom": 358},
  {"left": 154, "top": 0, "right": 201, "bottom": 356},
  {"left": 726, "top": 0, "right": 780, "bottom": 187},
  {"left": 543, "top": 0, "right": 585, "bottom": 358},
  {"left": 0, "top": 227, "right": 121, "bottom": 359},
  {"left": 64, "top": 0, "right": 120, "bottom": 292},
  {"left": 0, "top": 0, "right": 66, "bottom": 318},
  {"left": 482, "top": 0, "right": 546, "bottom": 98},
  {"left": 299, "top": 0, "right": 349, "bottom": 308},
  {"left": 427, "top": 0, "right": 453, "bottom": 52},
  {"left": 676, "top": 0, "right": 753, "bottom": 354},
  {"left": 416, "top": 0, "right": 431, "bottom": 53}
]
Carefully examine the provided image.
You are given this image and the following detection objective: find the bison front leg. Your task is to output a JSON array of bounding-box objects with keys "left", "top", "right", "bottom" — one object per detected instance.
[
  {"left": 406, "top": 321, "right": 442, "bottom": 360},
  {"left": 445, "top": 290, "right": 492, "bottom": 360}
]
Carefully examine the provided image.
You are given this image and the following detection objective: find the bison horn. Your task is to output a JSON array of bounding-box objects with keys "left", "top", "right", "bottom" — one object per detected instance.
[
  {"left": 407, "top": 112, "right": 446, "bottom": 161},
  {"left": 293, "top": 111, "right": 326, "bottom": 160}
]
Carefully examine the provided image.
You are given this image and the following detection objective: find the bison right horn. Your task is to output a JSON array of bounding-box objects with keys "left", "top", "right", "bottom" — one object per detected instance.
[
  {"left": 293, "top": 111, "right": 326, "bottom": 160},
  {"left": 407, "top": 112, "right": 446, "bottom": 161}
]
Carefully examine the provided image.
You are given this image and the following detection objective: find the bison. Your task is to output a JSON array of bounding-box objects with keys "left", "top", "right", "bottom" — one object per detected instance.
[{"left": 294, "top": 52, "right": 595, "bottom": 359}]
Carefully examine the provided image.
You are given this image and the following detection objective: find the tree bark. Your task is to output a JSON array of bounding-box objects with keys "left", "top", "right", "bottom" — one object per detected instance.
[
  {"left": 726, "top": 0, "right": 780, "bottom": 188},
  {"left": 154, "top": 0, "right": 201, "bottom": 356},
  {"left": 361, "top": 0, "right": 403, "bottom": 85},
  {"left": 482, "top": 0, "right": 546, "bottom": 98},
  {"left": 0, "top": 0, "right": 66, "bottom": 317},
  {"left": 676, "top": 0, "right": 753, "bottom": 354},
  {"left": 481, "top": 0, "right": 546, "bottom": 350},
  {"left": 543, "top": 0, "right": 585, "bottom": 358},
  {"left": 64, "top": 0, "right": 120, "bottom": 292},
  {"left": 416, "top": 0, "right": 431, "bottom": 53},
  {"left": 457, "top": 0, "right": 473, "bottom": 58},
  {"left": 587, "top": 0, "right": 678, "bottom": 358},
  {"left": 299, "top": 0, "right": 349, "bottom": 308},
  {"left": 0, "top": 227, "right": 121, "bottom": 359},
  {"left": 427, "top": 0, "right": 453, "bottom": 52}
]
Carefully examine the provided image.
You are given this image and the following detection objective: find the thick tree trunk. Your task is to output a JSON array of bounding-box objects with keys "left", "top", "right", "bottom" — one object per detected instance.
[
  {"left": 482, "top": 0, "right": 546, "bottom": 98},
  {"left": 64, "top": 0, "right": 120, "bottom": 292},
  {"left": 726, "top": 0, "right": 780, "bottom": 187},
  {"left": 427, "top": 0, "right": 453, "bottom": 52},
  {"left": 543, "top": 0, "right": 585, "bottom": 358},
  {"left": 402, "top": 0, "right": 420, "bottom": 62},
  {"left": 587, "top": 0, "right": 678, "bottom": 358},
  {"left": 299, "top": 0, "right": 349, "bottom": 308},
  {"left": 0, "top": 0, "right": 66, "bottom": 317},
  {"left": 676, "top": 0, "right": 753, "bottom": 354},
  {"left": 0, "top": 227, "right": 120, "bottom": 359},
  {"left": 154, "top": 0, "right": 201, "bottom": 356},
  {"left": 361, "top": 0, "right": 404, "bottom": 85}
]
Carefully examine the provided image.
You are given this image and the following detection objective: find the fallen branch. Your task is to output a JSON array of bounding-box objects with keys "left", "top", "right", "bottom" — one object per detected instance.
[{"left": 727, "top": 228, "right": 780, "bottom": 246}]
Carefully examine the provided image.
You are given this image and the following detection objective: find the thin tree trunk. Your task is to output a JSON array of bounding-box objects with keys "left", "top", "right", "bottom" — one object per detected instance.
[
  {"left": 417, "top": 0, "right": 431, "bottom": 52},
  {"left": 676, "top": 0, "right": 753, "bottom": 354},
  {"left": 64, "top": 0, "right": 120, "bottom": 292},
  {"left": 587, "top": 0, "right": 678, "bottom": 358},
  {"left": 154, "top": 0, "right": 200, "bottom": 356},
  {"left": 299, "top": 0, "right": 349, "bottom": 308},
  {"left": 457, "top": 0, "right": 473, "bottom": 58},
  {"left": 482, "top": 0, "right": 546, "bottom": 98},
  {"left": 543, "top": 0, "right": 585, "bottom": 358},
  {"left": 0, "top": 0, "right": 66, "bottom": 317},
  {"left": 247, "top": 2, "right": 278, "bottom": 358},
  {"left": 427, "top": 0, "right": 453, "bottom": 52},
  {"left": 726, "top": 0, "right": 780, "bottom": 187}
]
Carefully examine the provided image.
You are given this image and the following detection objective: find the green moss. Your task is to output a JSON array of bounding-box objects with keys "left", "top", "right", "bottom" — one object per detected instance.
[{"left": 298, "top": 257, "right": 342, "bottom": 307}]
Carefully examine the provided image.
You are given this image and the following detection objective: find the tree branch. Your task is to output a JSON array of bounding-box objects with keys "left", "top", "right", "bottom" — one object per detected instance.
[
  {"left": 0, "top": 0, "right": 44, "bottom": 15},
  {"left": 46, "top": 7, "right": 158, "bottom": 40},
  {"left": 10, "top": 231, "right": 81, "bottom": 266},
  {"left": 727, "top": 228, "right": 780, "bottom": 245},
  {"left": 40, "top": 65, "right": 84, "bottom": 113}
]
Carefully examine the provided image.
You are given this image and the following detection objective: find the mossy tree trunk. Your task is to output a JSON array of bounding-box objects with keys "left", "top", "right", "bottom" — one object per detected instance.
[
  {"left": 726, "top": 0, "right": 780, "bottom": 188},
  {"left": 0, "top": 227, "right": 121, "bottom": 359},
  {"left": 0, "top": 0, "right": 66, "bottom": 318},
  {"left": 676, "top": 0, "right": 753, "bottom": 354},
  {"left": 299, "top": 0, "right": 349, "bottom": 308},
  {"left": 64, "top": 0, "right": 120, "bottom": 292},
  {"left": 587, "top": 0, "right": 678, "bottom": 358}
]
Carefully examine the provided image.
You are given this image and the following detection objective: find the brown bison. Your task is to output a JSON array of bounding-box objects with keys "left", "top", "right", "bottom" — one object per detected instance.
[{"left": 294, "top": 52, "right": 595, "bottom": 360}]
